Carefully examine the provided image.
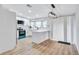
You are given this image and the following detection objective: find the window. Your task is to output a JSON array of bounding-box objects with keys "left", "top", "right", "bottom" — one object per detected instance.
[
  {"left": 42, "top": 21, "right": 47, "bottom": 28},
  {"left": 30, "top": 20, "right": 48, "bottom": 29},
  {"left": 36, "top": 21, "right": 41, "bottom": 28}
]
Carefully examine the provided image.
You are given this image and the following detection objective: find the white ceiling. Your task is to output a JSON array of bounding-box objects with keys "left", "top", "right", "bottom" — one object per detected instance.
[
  {"left": 54, "top": 4, "right": 78, "bottom": 16},
  {"left": 2, "top": 4, "right": 78, "bottom": 19}
]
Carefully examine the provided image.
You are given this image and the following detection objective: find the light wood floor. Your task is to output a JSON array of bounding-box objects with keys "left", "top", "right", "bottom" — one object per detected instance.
[{"left": 1, "top": 39, "right": 78, "bottom": 55}]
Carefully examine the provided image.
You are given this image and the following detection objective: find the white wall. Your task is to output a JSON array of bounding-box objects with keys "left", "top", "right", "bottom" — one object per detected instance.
[
  {"left": 73, "top": 15, "right": 77, "bottom": 45},
  {"left": 73, "top": 5, "right": 79, "bottom": 53},
  {"left": 0, "top": 6, "right": 16, "bottom": 53}
]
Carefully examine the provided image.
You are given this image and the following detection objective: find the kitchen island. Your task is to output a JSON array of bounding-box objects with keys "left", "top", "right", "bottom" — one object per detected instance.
[{"left": 32, "top": 29, "right": 50, "bottom": 44}]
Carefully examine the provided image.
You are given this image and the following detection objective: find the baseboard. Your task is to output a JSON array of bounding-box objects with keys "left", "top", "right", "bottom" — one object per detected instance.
[
  {"left": 0, "top": 44, "right": 17, "bottom": 55},
  {"left": 0, "top": 46, "right": 16, "bottom": 55}
]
